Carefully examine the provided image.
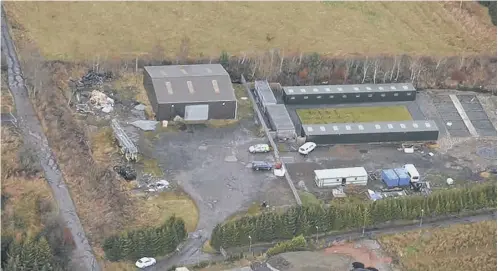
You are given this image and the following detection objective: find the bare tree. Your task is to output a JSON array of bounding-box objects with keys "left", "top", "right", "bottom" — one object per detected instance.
[
  {"left": 390, "top": 56, "right": 397, "bottom": 81},
  {"left": 373, "top": 58, "right": 380, "bottom": 84},
  {"left": 395, "top": 56, "right": 402, "bottom": 81},
  {"left": 361, "top": 57, "right": 370, "bottom": 83},
  {"left": 279, "top": 50, "right": 284, "bottom": 74},
  {"left": 459, "top": 55, "right": 466, "bottom": 70}
]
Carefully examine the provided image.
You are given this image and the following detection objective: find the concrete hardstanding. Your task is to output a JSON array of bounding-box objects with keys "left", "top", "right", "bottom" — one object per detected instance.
[{"left": 282, "top": 83, "right": 416, "bottom": 105}]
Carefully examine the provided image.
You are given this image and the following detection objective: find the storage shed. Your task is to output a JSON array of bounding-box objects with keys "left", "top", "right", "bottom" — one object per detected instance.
[
  {"left": 282, "top": 83, "right": 416, "bottom": 105},
  {"left": 314, "top": 167, "right": 368, "bottom": 188},
  {"left": 254, "top": 80, "right": 277, "bottom": 113},
  {"left": 143, "top": 64, "right": 237, "bottom": 121},
  {"left": 302, "top": 120, "right": 439, "bottom": 144},
  {"left": 265, "top": 104, "right": 296, "bottom": 140}
]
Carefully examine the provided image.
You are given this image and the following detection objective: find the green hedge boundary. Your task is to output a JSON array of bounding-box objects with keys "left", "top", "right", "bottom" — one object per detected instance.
[
  {"left": 103, "top": 216, "right": 187, "bottom": 261},
  {"left": 211, "top": 182, "right": 496, "bottom": 249}
]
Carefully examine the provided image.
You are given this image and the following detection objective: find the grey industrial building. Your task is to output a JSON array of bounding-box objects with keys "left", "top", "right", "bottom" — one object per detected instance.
[
  {"left": 143, "top": 64, "right": 237, "bottom": 121},
  {"left": 254, "top": 80, "right": 277, "bottom": 113},
  {"left": 265, "top": 104, "right": 296, "bottom": 139},
  {"left": 302, "top": 120, "right": 439, "bottom": 144},
  {"left": 282, "top": 83, "right": 416, "bottom": 105}
]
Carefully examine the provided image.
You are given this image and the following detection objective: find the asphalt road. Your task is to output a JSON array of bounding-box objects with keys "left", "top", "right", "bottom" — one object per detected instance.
[{"left": 1, "top": 7, "right": 100, "bottom": 271}]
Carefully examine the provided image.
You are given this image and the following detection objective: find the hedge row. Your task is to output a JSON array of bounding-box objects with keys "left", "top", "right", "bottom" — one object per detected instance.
[
  {"left": 211, "top": 182, "right": 496, "bottom": 249},
  {"left": 103, "top": 216, "right": 187, "bottom": 261},
  {"left": 266, "top": 235, "right": 307, "bottom": 257}
]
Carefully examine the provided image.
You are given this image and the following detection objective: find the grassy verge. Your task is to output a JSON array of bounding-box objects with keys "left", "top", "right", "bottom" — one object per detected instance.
[
  {"left": 4, "top": 2, "right": 496, "bottom": 60},
  {"left": 131, "top": 191, "right": 199, "bottom": 232},
  {"left": 90, "top": 127, "right": 116, "bottom": 166},
  {"left": 297, "top": 106, "right": 412, "bottom": 124},
  {"left": 1, "top": 126, "right": 54, "bottom": 238},
  {"left": 1, "top": 73, "right": 14, "bottom": 113},
  {"left": 378, "top": 220, "right": 497, "bottom": 271},
  {"left": 298, "top": 191, "right": 322, "bottom": 206}
]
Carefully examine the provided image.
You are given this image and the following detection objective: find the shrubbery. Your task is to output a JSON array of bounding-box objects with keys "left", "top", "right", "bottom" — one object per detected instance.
[
  {"left": 103, "top": 216, "right": 187, "bottom": 261},
  {"left": 211, "top": 182, "right": 496, "bottom": 249},
  {"left": 266, "top": 235, "right": 307, "bottom": 256}
]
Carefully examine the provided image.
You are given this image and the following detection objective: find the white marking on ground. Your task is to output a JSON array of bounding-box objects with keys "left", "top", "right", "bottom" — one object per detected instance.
[{"left": 449, "top": 94, "right": 479, "bottom": 137}]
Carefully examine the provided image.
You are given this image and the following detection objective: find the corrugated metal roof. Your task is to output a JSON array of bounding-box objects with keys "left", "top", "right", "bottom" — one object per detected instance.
[
  {"left": 303, "top": 120, "right": 438, "bottom": 136},
  {"left": 145, "top": 64, "right": 228, "bottom": 78},
  {"left": 255, "top": 80, "right": 277, "bottom": 105},
  {"left": 145, "top": 64, "right": 236, "bottom": 104},
  {"left": 266, "top": 104, "right": 296, "bottom": 131},
  {"left": 150, "top": 75, "right": 236, "bottom": 104},
  {"left": 283, "top": 83, "right": 415, "bottom": 95},
  {"left": 315, "top": 167, "right": 368, "bottom": 179}
]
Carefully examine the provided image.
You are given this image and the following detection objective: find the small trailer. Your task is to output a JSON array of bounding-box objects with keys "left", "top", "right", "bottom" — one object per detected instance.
[{"left": 314, "top": 167, "right": 368, "bottom": 188}]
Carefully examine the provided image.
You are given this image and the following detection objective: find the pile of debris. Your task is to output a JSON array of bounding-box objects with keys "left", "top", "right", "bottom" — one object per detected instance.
[
  {"left": 70, "top": 70, "right": 112, "bottom": 89},
  {"left": 114, "top": 165, "right": 137, "bottom": 181},
  {"left": 89, "top": 90, "right": 115, "bottom": 113}
]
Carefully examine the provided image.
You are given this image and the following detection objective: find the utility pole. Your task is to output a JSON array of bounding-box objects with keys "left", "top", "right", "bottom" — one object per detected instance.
[
  {"left": 248, "top": 235, "right": 252, "bottom": 255},
  {"left": 420, "top": 209, "right": 424, "bottom": 227},
  {"left": 362, "top": 207, "right": 368, "bottom": 237},
  {"left": 315, "top": 226, "right": 319, "bottom": 244}
]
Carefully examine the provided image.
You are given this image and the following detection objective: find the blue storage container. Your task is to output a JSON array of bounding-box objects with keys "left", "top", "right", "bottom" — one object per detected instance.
[
  {"left": 381, "top": 169, "right": 399, "bottom": 188},
  {"left": 394, "top": 168, "right": 411, "bottom": 187}
]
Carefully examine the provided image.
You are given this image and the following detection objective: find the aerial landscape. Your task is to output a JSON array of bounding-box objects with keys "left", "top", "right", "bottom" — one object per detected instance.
[{"left": 0, "top": 1, "right": 496, "bottom": 271}]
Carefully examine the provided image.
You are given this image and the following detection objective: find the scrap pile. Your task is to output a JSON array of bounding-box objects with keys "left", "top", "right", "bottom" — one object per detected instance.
[
  {"left": 70, "top": 70, "right": 112, "bottom": 89},
  {"left": 110, "top": 118, "right": 138, "bottom": 162}
]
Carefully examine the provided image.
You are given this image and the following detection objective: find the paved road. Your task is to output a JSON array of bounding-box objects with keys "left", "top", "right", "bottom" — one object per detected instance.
[{"left": 1, "top": 7, "right": 100, "bottom": 271}]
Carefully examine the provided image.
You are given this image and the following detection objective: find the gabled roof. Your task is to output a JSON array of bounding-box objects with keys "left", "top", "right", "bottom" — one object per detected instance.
[{"left": 144, "top": 64, "right": 236, "bottom": 103}]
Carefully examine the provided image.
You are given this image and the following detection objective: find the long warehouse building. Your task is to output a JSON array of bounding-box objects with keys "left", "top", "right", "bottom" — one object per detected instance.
[
  {"left": 282, "top": 83, "right": 416, "bottom": 104},
  {"left": 302, "top": 120, "right": 439, "bottom": 144}
]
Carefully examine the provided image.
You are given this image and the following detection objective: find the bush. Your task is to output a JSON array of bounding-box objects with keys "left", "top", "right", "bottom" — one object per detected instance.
[
  {"left": 211, "top": 182, "right": 496, "bottom": 249},
  {"left": 266, "top": 235, "right": 307, "bottom": 257},
  {"left": 17, "top": 146, "right": 41, "bottom": 177},
  {"left": 102, "top": 216, "right": 187, "bottom": 261}
]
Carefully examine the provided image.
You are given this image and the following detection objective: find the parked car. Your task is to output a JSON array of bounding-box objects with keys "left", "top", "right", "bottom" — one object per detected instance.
[
  {"left": 298, "top": 142, "right": 317, "bottom": 155},
  {"left": 252, "top": 161, "right": 273, "bottom": 171},
  {"left": 135, "top": 257, "right": 156, "bottom": 269},
  {"left": 249, "top": 144, "right": 271, "bottom": 153}
]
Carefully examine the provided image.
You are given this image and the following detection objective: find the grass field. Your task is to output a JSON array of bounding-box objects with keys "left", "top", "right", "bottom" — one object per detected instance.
[
  {"left": 297, "top": 106, "right": 413, "bottom": 124},
  {"left": 4, "top": 2, "right": 496, "bottom": 61},
  {"left": 378, "top": 220, "right": 497, "bottom": 271}
]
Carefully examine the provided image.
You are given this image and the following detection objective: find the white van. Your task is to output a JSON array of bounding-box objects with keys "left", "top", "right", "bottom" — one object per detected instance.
[
  {"left": 298, "top": 142, "right": 317, "bottom": 155},
  {"left": 403, "top": 164, "right": 420, "bottom": 182}
]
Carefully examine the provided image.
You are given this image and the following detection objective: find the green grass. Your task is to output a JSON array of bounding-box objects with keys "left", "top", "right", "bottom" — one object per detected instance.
[
  {"left": 297, "top": 106, "right": 413, "bottom": 124},
  {"left": 5, "top": 2, "right": 496, "bottom": 61},
  {"left": 234, "top": 84, "right": 254, "bottom": 120},
  {"left": 299, "top": 191, "right": 322, "bottom": 206}
]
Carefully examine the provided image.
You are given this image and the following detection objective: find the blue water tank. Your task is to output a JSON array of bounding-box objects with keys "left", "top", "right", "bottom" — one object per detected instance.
[
  {"left": 381, "top": 169, "right": 399, "bottom": 188},
  {"left": 394, "top": 168, "right": 411, "bottom": 187}
]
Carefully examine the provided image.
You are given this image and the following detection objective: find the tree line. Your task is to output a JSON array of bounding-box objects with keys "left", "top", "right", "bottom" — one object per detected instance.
[
  {"left": 103, "top": 216, "right": 187, "bottom": 261},
  {"left": 2, "top": 237, "right": 61, "bottom": 271},
  {"left": 210, "top": 182, "right": 496, "bottom": 249}
]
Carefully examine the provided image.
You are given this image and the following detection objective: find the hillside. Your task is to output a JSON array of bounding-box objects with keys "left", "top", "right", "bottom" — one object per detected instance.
[{"left": 4, "top": 1, "right": 496, "bottom": 61}]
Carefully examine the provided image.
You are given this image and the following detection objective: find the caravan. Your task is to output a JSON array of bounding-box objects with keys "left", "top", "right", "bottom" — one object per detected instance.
[{"left": 403, "top": 164, "right": 420, "bottom": 182}]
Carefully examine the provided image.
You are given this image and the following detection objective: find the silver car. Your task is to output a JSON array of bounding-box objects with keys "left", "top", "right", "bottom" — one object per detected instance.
[{"left": 249, "top": 144, "right": 271, "bottom": 153}]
